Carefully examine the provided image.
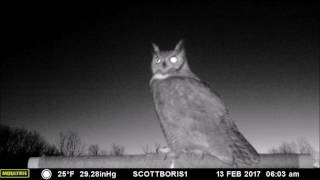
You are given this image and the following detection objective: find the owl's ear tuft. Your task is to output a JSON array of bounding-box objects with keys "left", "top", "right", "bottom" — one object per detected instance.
[
  {"left": 174, "top": 39, "right": 185, "bottom": 53},
  {"left": 152, "top": 43, "right": 160, "bottom": 54}
]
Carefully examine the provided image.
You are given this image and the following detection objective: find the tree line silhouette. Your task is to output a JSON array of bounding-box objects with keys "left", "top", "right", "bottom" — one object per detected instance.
[
  {"left": 0, "top": 123, "right": 58, "bottom": 167},
  {"left": 1, "top": 123, "right": 318, "bottom": 168},
  {"left": 0, "top": 123, "right": 126, "bottom": 167}
]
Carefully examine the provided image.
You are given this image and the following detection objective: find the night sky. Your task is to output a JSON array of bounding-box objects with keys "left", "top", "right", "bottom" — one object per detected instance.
[{"left": 1, "top": 2, "right": 319, "bottom": 154}]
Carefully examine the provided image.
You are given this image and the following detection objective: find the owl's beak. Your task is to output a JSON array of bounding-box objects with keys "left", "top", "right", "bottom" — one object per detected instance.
[{"left": 162, "top": 61, "right": 167, "bottom": 68}]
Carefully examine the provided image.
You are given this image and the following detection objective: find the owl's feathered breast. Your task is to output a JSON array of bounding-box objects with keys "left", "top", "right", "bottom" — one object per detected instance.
[
  {"left": 151, "top": 76, "right": 260, "bottom": 166},
  {"left": 151, "top": 76, "right": 227, "bottom": 126},
  {"left": 151, "top": 77, "right": 230, "bottom": 150}
]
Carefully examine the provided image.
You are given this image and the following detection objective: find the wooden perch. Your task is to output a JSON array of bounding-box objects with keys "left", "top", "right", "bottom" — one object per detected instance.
[{"left": 28, "top": 153, "right": 313, "bottom": 168}]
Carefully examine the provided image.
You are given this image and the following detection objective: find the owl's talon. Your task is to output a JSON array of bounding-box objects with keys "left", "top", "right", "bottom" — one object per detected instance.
[
  {"left": 158, "top": 147, "right": 171, "bottom": 154},
  {"left": 163, "top": 151, "right": 180, "bottom": 161}
]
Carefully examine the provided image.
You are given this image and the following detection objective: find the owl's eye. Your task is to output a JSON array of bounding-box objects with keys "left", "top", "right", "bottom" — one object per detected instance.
[
  {"left": 169, "top": 56, "right": 178, "bottom": 63},
  {"left": 155, "top": 58, "right": 161, "bottom": 63}
]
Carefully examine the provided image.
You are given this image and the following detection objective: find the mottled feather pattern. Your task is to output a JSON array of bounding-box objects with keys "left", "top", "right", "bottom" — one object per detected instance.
[
  {"left": 151, "top": 76, "right": 260, "bottom": 166},
  {"left": 220, "top": 115, "right": 260, "bottom": 166}
]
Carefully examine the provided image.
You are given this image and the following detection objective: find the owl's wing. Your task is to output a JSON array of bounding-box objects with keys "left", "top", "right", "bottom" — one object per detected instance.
[
  {"left": 220, "top": 113, "right": 260, "bottom": 166},
  {"left": 178, "top": 77, "right": 260, "bottom": 166}
]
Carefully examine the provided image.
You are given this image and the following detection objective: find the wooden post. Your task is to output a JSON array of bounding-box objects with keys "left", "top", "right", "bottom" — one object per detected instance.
[{"left": 28, "top": 153, "right": 313, "bottom": 168}]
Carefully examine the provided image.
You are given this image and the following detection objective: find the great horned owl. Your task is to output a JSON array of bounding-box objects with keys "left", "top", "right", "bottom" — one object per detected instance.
[{"left": 150, "top": 40, "right": 260, "bottom": 167}]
